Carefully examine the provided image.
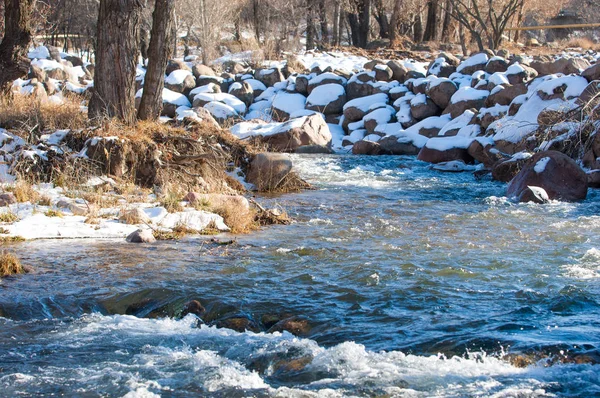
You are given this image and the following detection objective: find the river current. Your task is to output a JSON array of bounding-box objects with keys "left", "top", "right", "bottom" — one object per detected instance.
[{"left": 1, "top": 154, "right": 599, "bottom": 397}]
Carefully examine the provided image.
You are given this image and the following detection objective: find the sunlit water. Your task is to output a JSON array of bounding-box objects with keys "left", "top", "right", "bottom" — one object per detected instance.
[{"left": 1, "top": 155, "right": 599, "bottom": 397}]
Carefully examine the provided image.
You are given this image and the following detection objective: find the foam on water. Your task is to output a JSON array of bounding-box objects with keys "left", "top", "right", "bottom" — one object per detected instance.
[
  {"left": 2, "top": 314, "right": 599, "bottom": 396},
  {"left": 562, "top": 248, "right": 600, "bottom": 279}
]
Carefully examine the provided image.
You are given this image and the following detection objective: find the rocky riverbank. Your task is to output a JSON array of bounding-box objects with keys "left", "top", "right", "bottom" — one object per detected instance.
[{"left": 3, "top": 45, "right": 600, "bottom": 246}]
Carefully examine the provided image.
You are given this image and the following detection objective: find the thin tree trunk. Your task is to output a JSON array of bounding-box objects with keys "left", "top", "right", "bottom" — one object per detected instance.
[
  {"left": 88, "top": 0, "right": 144, "bottom": 124},
  {"left": 374, "top": 0, "right": 389, "bottom": 39},
  {"left": 413, "top": 12, "right": 423, "bottom": 42},
  {"left": 318, "top": 0, "right": 328, "bottom": 45},
  {"left": 0, "top": 0, "right": 34, "bottom": 93},
  {"left": 306, "top": 0, "right": 315, "bottom": 50},
  {"left": 332, "top": 2, "right": 340, "bottom": 46},
  {"left": 514, "top": 0, "right": 525, "bottom": 43},
  {"left": 138, "top": 0, "right": 174, "bottom": 121},
  {"left": 253, "top": 0, "right": 260, "bottom": 43},
  {"left": 441, "top": 0, "right": 452, "bottom": 39},
  {"left": 423, "top": 0, "right": 438, "bottom": 41},
  {"left": 389, "top": 0, "right": 401, "bottom": 45},
  {"left": 347, "top": 12, "right": 360, "bottom": 46}
]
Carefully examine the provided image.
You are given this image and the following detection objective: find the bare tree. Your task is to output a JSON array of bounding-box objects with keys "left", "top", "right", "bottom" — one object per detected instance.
[
  {"left": 0, "top": 0, "right": 34, "bottom": 93},
  {"left": 88, "top": 0, "right": 144, "bottom": 124},
  {"left": 138, "top": 0, "right": 175, "bottom": 120},
  {"left": 448, "top": 0, "right": 524, "bottom": 50}
]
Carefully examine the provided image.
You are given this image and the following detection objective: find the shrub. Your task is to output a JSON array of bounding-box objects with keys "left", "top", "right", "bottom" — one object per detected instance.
[{"left": 0, "top": 251, "right": 23, "bottom": 277}]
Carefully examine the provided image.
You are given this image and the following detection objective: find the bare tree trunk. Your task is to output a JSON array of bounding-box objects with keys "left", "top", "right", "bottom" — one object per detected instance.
[
  {"left": 253, "top": 0, "right": 260, "bottom": 43},
  {"left": 332, "top": 1, "right": 340, "bottom": 46},
  {"left": 318, "top": 0, "right": 328, "bottom": 45},
  {"left": 441, "top": 0, "right": 452, "bottom": 39},
  {"left": 389, "top": 0, "right": 401, "bottom": 45},
  {"left": 358, "top": 0, "right": 371, "bottom": 47},
  {"left": 413, "top": 12, "right": 423, "bottom": 42},
  {"left": 423, "top": 0, "right": 438, "bottom": 41},
  {"left": 514, "top": 0, "right": 525, "bottom": 43},
  {"left": 374, "top": 0, "right": 389, "bottom": 39},
  {"left": 88, "top": 0, "right": 144, "bottom": 124},
  {"left": 459, "top": 23, "right": 467, "bottom": 55},
  {"left": 138, "top": 0, "right": 174, "bottom": 121},
  {"left": 347, "top": 12, "right": 360, "bottom": 46},
  {"left": 306, "top": 0, "right": 315, "bottom": 49},
  {"left": 0, "top": 0, "right": 34, "bottom": 93}
]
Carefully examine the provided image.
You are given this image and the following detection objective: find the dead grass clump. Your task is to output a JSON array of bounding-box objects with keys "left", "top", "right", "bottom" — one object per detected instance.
[
  {"left": 44, "top": 209, "right": 64, "bottom": 217},
  {"left": 0, "top": 212, "right": 19, "bottom": 223},
  {"left": 212, "top": 203, "right": 257, "bottom": 234},
  {"left": 0, "top": 227, "right": 9, "bottom": 234},
  {"left": 0, "top": 236, "right": 25, "bottom": 243},
  {"left": 81, "top": 191, "right": 119, "bottom": 208},
  {"left": 0, "top": 251, "right": 23, "bottom": 277},
  {"left": 160, "top": 191, "right": 184, "bottom": 213},
  {"left": 37, "top": 194, "right": 52, "bottom": 206},
  {"left": 0, "top": 94, "right": 87, "bottom": 132},
  {"left": 7, "top": 181, "right": 40, "bottom": 203},
  {"left": 562, "top": 37, "right": 599, "bottom": 51}
]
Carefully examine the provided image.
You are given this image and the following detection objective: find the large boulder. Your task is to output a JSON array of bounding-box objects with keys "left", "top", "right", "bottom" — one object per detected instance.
[
  {"left": 426, "top": 79, "right": 457, "bottom": 109},
  {"left": 192, "top": 64, "right": 216, "bottom": 78},
  {"left": 505, "top": 63, "right": 537, "bottom": 85},
  {"left": 417, "top": 137, "right": 474, "bottom": 164},
  {"left": 228, "top": 81, "right": 254, "bottom": 108},
  {"left": 485, "top": 83, "right": 527, "bottom": 107},
  {"left": 410, "top": 95, "right": 440, "bottom": 120},
  {"left": 271, "top": 92, "right": 307, "bottom": 122},
  {"left": 506, "top": 151, "right": 588, "bottom": 202},
  {"left": 378, "top": 135, "right": 420, "bottom": 155},
  {"left": 246, "top": 153, "right": 293, "bottom": 191},
  {"left": 582, "top": 63, "right": 600, "bottom": 82},
  {"left": 251, "top": 114, "right": 332, "bottom": 152},
  {"left": 387, "top": 60, "right": 409, "bottom": 82},
  {"left": 164, "top": 70, "right": 196, "bottom": 95},
  {"left": 352, "top": 140, "right": 390, "bottom": 155},
  {"left": 444, "top": 87, "right": 488, "bottom": 118},
  {"left": 305, "top": 83, "right": 346, "bottom": 115},
  {"left": 256, "top": 68, "right": 285, "bottom": 87},
  {"left": 166, "top": 60, "right": 191, "bottom": 76},
  {"left": 456, "top": 53, "right": 489, "bottom": 75},
  {"left": 363, "top": 106, "right": 395, "bottom": 133}
]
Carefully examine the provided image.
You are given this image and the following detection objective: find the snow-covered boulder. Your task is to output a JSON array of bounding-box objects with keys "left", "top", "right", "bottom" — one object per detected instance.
[
  {"left": 343, "top": 93, "right": 389, "bottom": 123},
  {"left": 417, "top": 136, "right": 475, "bottom": 164},
  {"left": 505, "top": 63, "right": 538, "bottom": 85},
  {"left": 352, "top": 140, "right": 389, "bottom": 155},
  {"left": 364, "top": 105, "right": 396, "bottom": 133},
  {"left": 307, "top": 72, "right": 347, "bottom": 93},
  {"left": 228, "top": 81, "right": 254, "bottom": 107},
  {"left": 305, "top": 83, "right": 346, "bottom": 115},
  {"left": 410, "top": 93, "right": 440, "bottom": 120},
  {"left": 164, "top": 69, "right": 196, "bottom": 95},
  {"left": 485, "top": 57, "right": 509, "bottom": 74},
  {"left": 192, "top": 92, "right": 246, "bottom": 115},
  {"left": 231, "top": 114, "right": 331, "bottom": 153},
  {"left": 426, "top": 78, "right": 457, "bottom": 109},
  {"left": 204, "top": 101, "right": 240, "bottom": 124},
  {"left": 191, "top": 64, "right": 216, "bottom": 78},
  {"left": 257, "top": 67, "right": 285, "bottom": 87},
  {"left": 387, "top": 60, "right": 409, "bottom": 82},
  {"left": 457, "top": 53, "right": 489, "bottom": 75},
  {"left": 271, "top": 92, "right": 307, "bottom": 121},
  {"left": 444, "top": 87, "right": 489, "bottom": 118},
  {"left": 485, "top": 83, "right": 527, "bottom": 106},
  {"left": 507, "top": 151, "right": 588, "bottom": 202}
]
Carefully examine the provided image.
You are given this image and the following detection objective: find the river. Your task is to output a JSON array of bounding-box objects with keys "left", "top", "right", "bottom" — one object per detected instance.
[{"left": 1, "top": 154, "right": 599, "bottom": 397}]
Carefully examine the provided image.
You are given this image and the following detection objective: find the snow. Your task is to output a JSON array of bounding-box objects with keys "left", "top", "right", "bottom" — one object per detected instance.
[
  {"left": 450, "top": 87, "right": 489, "bottom": 103},
  {"left": 534, "top": 157, "right": 551, "bottom": 173},
  {"left": 190, "top": 84, "right": 220, "bottom": 95},
  {"left": 427, "top": 77, "right": 454, "bottom": 90},
  {"left": 425, "top": 136, "right": 474, "bottom": 151},
  {"left": 162, "top": 88, "right": 192, "bottom": 106},
  {"left": 489, "top": 72, "right": 509, "bottom": 86},
  {"left": 306, "top": 84, "right": 345, "bottom": 106},
  {"left": 327, "top": 123, "right": 346, "bottom": 152},
  {"left": 309, "top": 72, "right": 347, "bottom": 86},
  {"left": 31, "top": 59, "right": 63, "bottom": 71},
  {"left": 363, "top": 106, "right": 395, "bottom": 125},
  {"left": 28, "top": 46, "right": 50, "bottom": 60},
  {"left": 271, "top": 92, "right": 306, "bottom": 115},
  {"left": 244, "top": 79, "right": 267, "bottom": 92},
  {"left": 479, "top": 104, "right": 509, "bottom": 118},
  {"left": 343, "top": 93, "right": 388, "bottom": 112},
  {"left": 437, "top": 112, "right": 472, "bottom": 136},
  {"left": 534, "top": 75, "right": 589, "bottom": 99},
  {"left": 456, "top": 53, "right": 489, "bottom": 73},
  {"left": 193, "top": 93, "right": 246, "bottom": 114},
  {"left": 428, "top": 57, "right": 451, "bottom": 76},
  {"left": 204, "top": 101, "right": 238, "bottom": 120},
  {"left": 230, "top": 115, "right": 318, "bottom": 139},
  {"left": 410, "top": 93, "right": 428, "bottom": 106},
  {"left": 165, "top": 69, "right": 193, "bottom": 85}
]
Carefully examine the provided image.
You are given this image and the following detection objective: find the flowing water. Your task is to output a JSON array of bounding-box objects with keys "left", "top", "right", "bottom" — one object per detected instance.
[{"left": 1, "top": 155, "right": 599, "bottom": 397}]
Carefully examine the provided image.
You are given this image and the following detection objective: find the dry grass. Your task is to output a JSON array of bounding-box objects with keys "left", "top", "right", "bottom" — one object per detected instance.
[
  {"left": 561, "top": 37, "right": 600, "bottom": 51},
  {"left": 44, "top": 209, "right": 64, "bottom": 217},
  {"left": 0, "top": 227, "right": 9, "bottom": 234},
  {"left": 7, "top": 181, "right": 40, "bottom": 203},
  {"left": 0, "top": 94, "right": 87, "bottom": 132},
  {"left": 0, "top": 251, "right": 23, "bottom": 277},
  {"left": 0, "top": 212, "right": 19, "bottom": 223},
  {"left": 211, "top": 203, "right": 257, "bottom": 234},
  {"left": 37, "top": 194, "right": 52, "bottom": 206},
  {"left": 0, "top": 236, "right": 25, "bottom": 243},
  {"left": 159, "top": 190, "right": 184, "bottom": 213}
]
